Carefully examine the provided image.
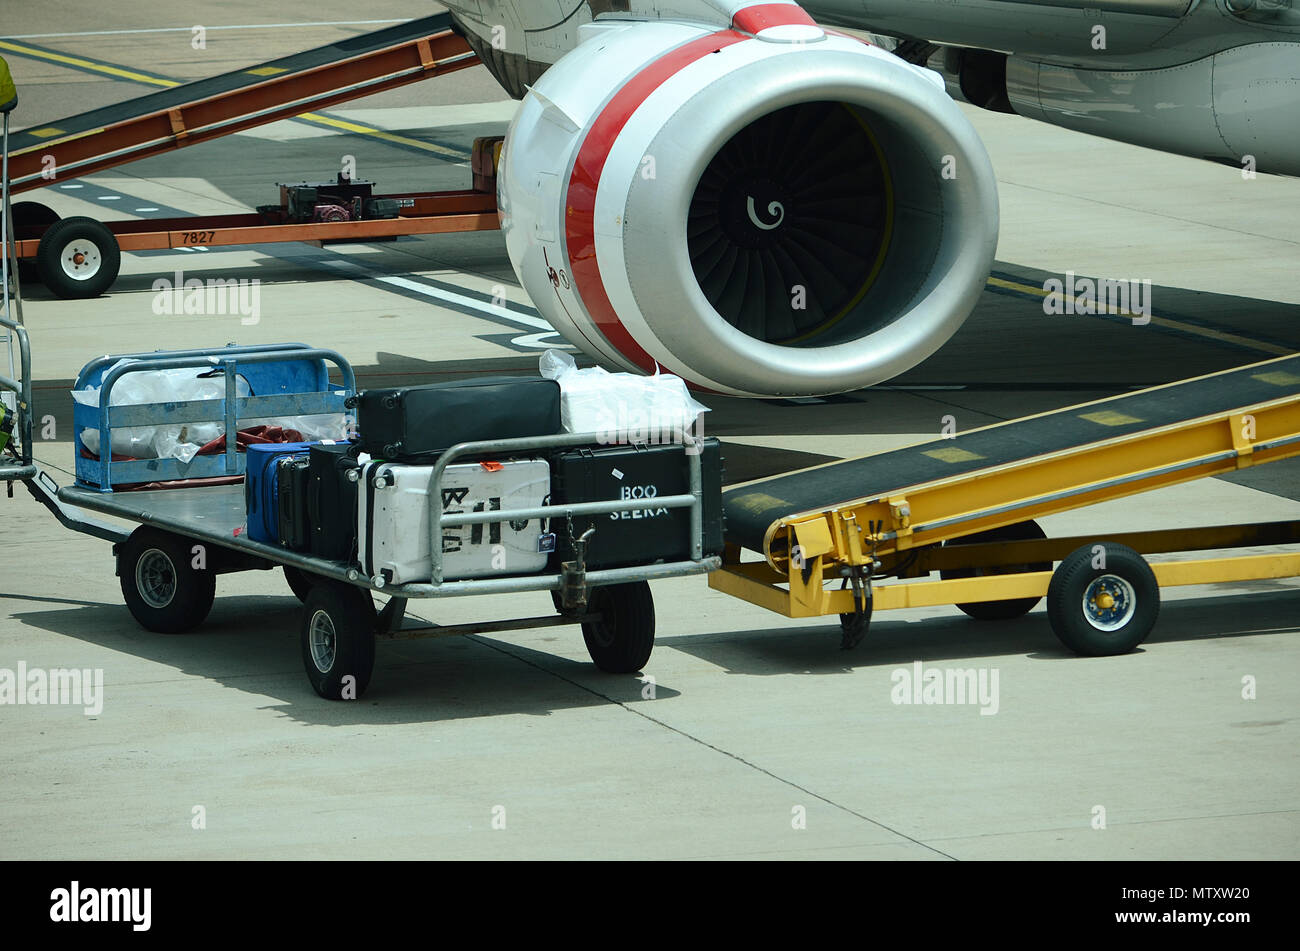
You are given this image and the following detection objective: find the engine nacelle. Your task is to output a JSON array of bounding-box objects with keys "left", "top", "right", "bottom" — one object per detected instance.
[{"left": 499, "top": 17, "right": 999, "bottom": 397}]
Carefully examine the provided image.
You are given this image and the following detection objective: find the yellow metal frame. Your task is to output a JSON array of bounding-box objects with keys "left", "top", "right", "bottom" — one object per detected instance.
[
  {"left": 713, "top": 354, "right": 1300, "bottom": 621},
  {"left": 761, "top": 360, "right": 1300, "bottom": 569},
  {"left": 710, "top": 550, "right": 1300, "bottom": 619}
]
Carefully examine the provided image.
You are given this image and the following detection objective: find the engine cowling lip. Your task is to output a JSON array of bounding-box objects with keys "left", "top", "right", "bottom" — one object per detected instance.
[{"left": 606, "top": 46, "right": 1000, "bottom": 396}]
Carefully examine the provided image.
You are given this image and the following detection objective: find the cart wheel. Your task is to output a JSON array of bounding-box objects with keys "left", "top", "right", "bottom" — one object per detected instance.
[
  {"left": 117, "top": 527, "right": 216, "bottom": 633},
  {"left": 283, "top": 566, "right": 318, "bottom": 603},
  {"left": 941, "top": 520, "right": 1051, "bottom": 620},
  {"left": 12, "top": 201, "right": 59, "bottom": 286},
  {"left": 300, "top": 582, "right": 376, "bottom": 700},
  {"left": 1047, "top": 542, "right": 1159, "bottom": 655},
  {"left": 582, "top": 581, "right": 655, "bottom": 673},
  {"left": 36, "top": 216, "right": 121, "bottom": 299}
]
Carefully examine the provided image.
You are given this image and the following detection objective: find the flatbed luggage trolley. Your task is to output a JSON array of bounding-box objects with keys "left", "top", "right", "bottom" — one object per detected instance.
[
  {"left": 1, "top": 342, "right": 718, "bottom": 700},
  {"left": 715, "top": 354, "right": 1300, "bottom": 654}
]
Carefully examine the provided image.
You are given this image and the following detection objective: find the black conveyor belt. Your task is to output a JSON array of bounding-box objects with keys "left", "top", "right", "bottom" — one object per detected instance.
[
  {"left": 7, "top": 14, "right": 456, "bottom": 156},
  {"left": 724, "top": 355, "right": 1300, "bottom": 554}
]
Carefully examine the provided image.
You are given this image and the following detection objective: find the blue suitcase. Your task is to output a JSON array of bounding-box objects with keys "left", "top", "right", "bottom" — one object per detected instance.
[{"left": 245, "top": 442, "right": 314, "bottom": 544}]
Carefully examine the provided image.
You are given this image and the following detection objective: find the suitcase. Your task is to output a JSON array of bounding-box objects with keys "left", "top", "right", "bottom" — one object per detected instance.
[
  {"left": 245, "top": 442, "right": 314, "bottom": 544},
  {"left": 307, "top": 442, "right": 360, "bottom": 562},
  {"left": 276, "top": 457, "right": 312, "bottom": 551},
  {"left": 549, "top": 440, "right": 725, "bottom": 569},
  {"left": 357, "top": 458, "right": 552, "bottom": 585},
  {"left": 348, "top": 376, "right": 561, "bottom": 461}
]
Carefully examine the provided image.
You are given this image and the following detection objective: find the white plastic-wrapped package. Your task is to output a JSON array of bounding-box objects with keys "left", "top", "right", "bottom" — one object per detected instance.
[
  {"left": 539, "top": 350, "right": 709, "bottom": 443},
  {"left": 74, "top": 361, "right": 348, "bottom": 462}
]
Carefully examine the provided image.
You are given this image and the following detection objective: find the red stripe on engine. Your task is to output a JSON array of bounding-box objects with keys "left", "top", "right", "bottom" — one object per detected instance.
[
  {"left": 732, "top": 3, "right": 817, "bottom": 34},
  {"left": 565, "top": 31, "right": 748, "bottom": 374}
]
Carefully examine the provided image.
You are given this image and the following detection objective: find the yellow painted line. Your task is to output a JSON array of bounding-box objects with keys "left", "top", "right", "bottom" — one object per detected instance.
[
  {"left": 1254, "top": 371, "right": 1300, "bottom": 387},
  {"left": 923, "top": 447, "right": 984, "bottom": 464},
  {"left": 0, "top": 39, "right": 179, "bottom": 86},
  {"left": 297, "top": 112, "right": 469, "bottom": 159},
  {"left": 986, "top": 276, "right": 1292, "bottom": 357},
  {"left": 1080, "top": 410, "right": 1143, "bottom": 427},
  {"left": 987, "top": 277, "right": 1050, "bottom": 298},
  {"left": 24, "top": 126, "right": 64, "bottom": 138},
  {"left": 246, "top": 66, "right": 288, "bottom": 76}
]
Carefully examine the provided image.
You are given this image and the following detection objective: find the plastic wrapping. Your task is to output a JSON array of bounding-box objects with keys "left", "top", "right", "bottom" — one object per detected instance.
[
  {"left": 73, "top": 361, "right": 348, "bottom": 463},
  {"left": 539, "top": 350, "right": 709, "bottom": 444}
]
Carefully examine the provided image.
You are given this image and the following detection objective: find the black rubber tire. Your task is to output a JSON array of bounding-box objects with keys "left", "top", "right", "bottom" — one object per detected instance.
[
  {"left": 839, "top": 597, "right": 873, "bottom": 649},
  {"left": 117, "top": 527, "right": 216, "bottom": 634},
  {"left": 300, "top": 582, "right": 376, "bottom": 700},
  {"left": 283, "top": 566, "right": 318, "bottom": 603},
  {"left": 581, "top": 581, "right": 655, "bottom": 673},
  {"left": 11, "top": 201, "right": 59, "bottom": 286},
  {"left": 35, "top": 216, "right": 121, "bottom": 299},
  {"left": 1047, "top": 542, "right": 1159, "bottom": 656},
  {"left": 942, "top": 520, "right": 1051, "bottom": 620}
]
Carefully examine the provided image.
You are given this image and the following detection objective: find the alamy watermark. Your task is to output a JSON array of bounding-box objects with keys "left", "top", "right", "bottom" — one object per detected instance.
[
  {"left": 597, "top": 409, "right": 707, "bottom": 456},
  {"left": 50, "top": 882, "right": 150, "bottom": 931},
  {"left": 891, "top": 661, "right": 999, "bottom": 716},
  {"left": 0, "top": 662, "right": 103, "bottom": 715},
  {"left": 1043, "top": 271, "right": 1151, "bottom": 325},
  {"left": 151, "top": 270, "right": 260, "bottom": 325}
]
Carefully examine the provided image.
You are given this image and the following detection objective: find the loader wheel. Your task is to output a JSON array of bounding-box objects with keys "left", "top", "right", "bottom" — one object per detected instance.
[
  {"left": 118, "top": 528, "right": 215, "bottom": 633},
  {"left": 36, "top": 216, "right": 120, "bottom": 299},
  {"left": 942, "top": 520, "right": 1051, "bottom": 620},
  {"left": 582, "top": 581, "right": 655, "bottom": 673},
  {"left": 301, "top": 582, "right": 376, "bottom": 700},
  {"left": 11, "top": 201, "right": 59, "bottom": 285},
  {"left": 1047, "top": 542, "right": 1159, "bottom": 656}
]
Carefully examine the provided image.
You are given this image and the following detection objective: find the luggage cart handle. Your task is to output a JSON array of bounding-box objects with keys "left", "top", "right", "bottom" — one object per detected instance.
[
  {"left": 94, "top": 346, "right": 356, "bottom": 401},
  {"left": 75, "top": 342, "right": 324, "bottom": 385}
]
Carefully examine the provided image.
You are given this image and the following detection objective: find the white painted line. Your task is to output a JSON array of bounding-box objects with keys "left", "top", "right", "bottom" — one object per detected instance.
[
  {"left": 376, "top": 275, "right": 552, "bottom": 331},
  {"left": 1, "top": 20, "right": 405, "bottom": 39},
  {"left": 135, "top": 207, "right": 160, "bottom": 213},
  {"left": 59, "top": 184, "right": 83, "bottom": 189},
  {"left": 97, "top": 195, "right": 121, "bottom": 200},
  {"left": 315, "top": 258, "right": 572, "bottom": 350}
]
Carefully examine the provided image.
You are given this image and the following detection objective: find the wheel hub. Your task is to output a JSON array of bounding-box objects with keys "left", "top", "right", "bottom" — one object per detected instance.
[
  {"left": 135, "top": 549, "right": 177, "bottom": 609},
  {"left": 1083, "top": 575, "right": 1136, "bottom": 632},
  {"left": 60, "top": 241, "right": 102, "bottom": 280},
  {"left": 309, "top": 610, "right": 337, "bottom": 673}
]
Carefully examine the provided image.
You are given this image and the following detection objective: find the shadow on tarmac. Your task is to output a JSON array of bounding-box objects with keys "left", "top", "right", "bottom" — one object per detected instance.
[
  {"left": 658, "top": 588, "right": 1299, "bottom": 676},
  {"left": 4, "top": 586, "right": 1293, "bottom": 722},
  {"left": 4, "top": 590, "right": 680, "bottom": 725}
]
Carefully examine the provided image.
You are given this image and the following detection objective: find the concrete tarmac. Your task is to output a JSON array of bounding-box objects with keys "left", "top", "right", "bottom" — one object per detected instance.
[{"left": 1, "top": 3, "right": 1296, "bottom": 860}]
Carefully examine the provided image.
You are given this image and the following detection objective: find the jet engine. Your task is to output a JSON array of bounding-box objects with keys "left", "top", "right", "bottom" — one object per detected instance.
[{"left": 498, "top": 14, "right": 999, "bottom": 396}]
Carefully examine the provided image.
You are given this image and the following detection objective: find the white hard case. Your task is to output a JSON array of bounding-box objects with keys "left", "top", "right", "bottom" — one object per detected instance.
[{"left": 357, "top": 459, "right": 551, "bottom": 584}]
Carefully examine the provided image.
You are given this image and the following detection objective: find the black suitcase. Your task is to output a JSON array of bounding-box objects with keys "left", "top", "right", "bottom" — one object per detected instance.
[
  {"left": 347, "top": 376, "right": 561, "bottom": 461},
  {"left": 307, "top": 443, "right": 360, "bottom": 562},
  {"left": 276, "top": 457, "right": 312, "bottom": 551},
  {"left": 549, "top": 439, "right": 725, "bottom": 569}
]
